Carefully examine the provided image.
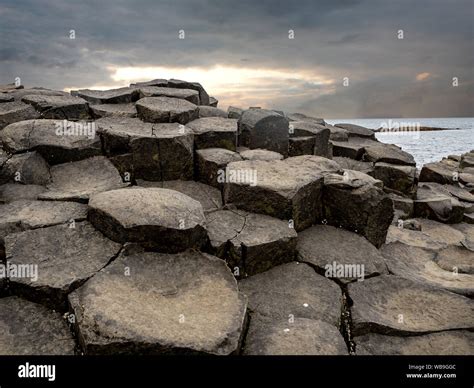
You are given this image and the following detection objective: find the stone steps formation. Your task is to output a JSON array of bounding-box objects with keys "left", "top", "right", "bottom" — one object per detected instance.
[{"left": 0, "top": 80, "right": 473, "bottom": 356}]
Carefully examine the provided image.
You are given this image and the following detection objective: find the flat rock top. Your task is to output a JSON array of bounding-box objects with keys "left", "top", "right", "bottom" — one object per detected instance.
[
  {"left": 364, "top": 143, "right": 416, "bottom": 166},
  {"left": 386, "top": 219, "right": 466, "bottom": 250},
  {"left": 240, "top": 108, "right": 287, "bottom": 126},
  {"left": 39, "top": 156, "right": 127, "bottom": 201},
  {"left": 226, "top": 155, "right": 339, "bottom": 197},
  {"left": 1, "top": 119, "right": 100, "bottom": 154},
  {"left": 0, "top": 100, "right": 38, "bottom": 114},
  {"left": 22, "top": 94, "right": 88, "bottom": 107},
  {"left": 90, "top": 103, "right": 137, "bottom": 117},
  {"left": 324, "top": 169, "right": 382, "bottom": 189},
  {"left": 349, "top": 275, "right": 474, "bottom": 335},
  {"left": 356, "top": 331, "right": 474, "bottom": 355},
  {"left": 186, "top": 117, "right": 238, "bottom": 134},
  {"left": 207, "top": 209, "right": 297, "bottom": 248},
  {"left": 0, "top": 94, "right": 15, "bottom": 103},
  {"left": 136, "top": 96, "right": 197, "bottom": 112},
  {"left": 335, "top": 123, "right": 375, "bottom": 138},
  {"left": 239, "top": 262, "right": 342, "bottom": 326},
  {"left": 96, "top": 117, "right": 191, "bottom": 138},
  {"left": 197, "top": 148, "right": 242, "bottom": 165},
  {"left": 0, "top": 200, "right": 87, "bottom": 239},
  {"left": 6, "top": 221, "right": 121, "bottom": 290},
  {"left": 139, "top": 86, "right": 199, "bottom": 100},
  {"left": 69, "top": 250, "right": 247, "bottom": 355},
  {"left": 88, "top": 187, "right": 206, "bottom": 230},
  {"left": 290, "top": 120, "right": 329, "bottom": 136},
  {"left": 0, "top": 296, "right": 75, "bottom": 355},
  {"left": 238, "top": 148, "right": 284, "bottom": 161},
  {"left": 243, "top": 316, "right": 347, "bottom": 355},
  {"left": 136, "top": 180, "right": 222, "bottom": 212},
  {"left": 75, "top": 87, "right": 138, "bottom": 103},
  {"left": 381, "top": 242, "right": 474, "bottom": 296},
  {"left": 451, "top": 223, "right": 474, "bottom": 251},
  {"left": 297, "top": 225, "right": 387, "bottom": 281}
]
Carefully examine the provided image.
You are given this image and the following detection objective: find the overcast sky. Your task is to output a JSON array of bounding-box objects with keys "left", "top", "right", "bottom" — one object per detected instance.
[{"left": 1, "top": 0, "right": 473, "bottom": 118}]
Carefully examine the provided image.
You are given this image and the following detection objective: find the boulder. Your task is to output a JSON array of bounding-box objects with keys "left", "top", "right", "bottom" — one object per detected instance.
[
  {"left": 0, "top": 183, "right": 47, "bottom": 203},
  {"left": 196, "top": 148, "right": 242, "bottom": 188},
  {"left": 326, "top": 124, "right": 349, "bottom": 141},
  {"left": 334, "top": 123, "right": 376, "bottom": 139},
  {"left": 136, "top": 179, "right": 222, "bottom": 213},
  {"left": 0, "top": 200, "right": 87, "bottom": 242},
  {"left": 297, "top": 225, "right": 388, "bottom": 282},
  {"left": 333, "top": 157, "right": 374, "bottom": 174},
  {"left": 224, "top": 156, "right": 340, "bottom": 230},
  {"left": 0, "top": 151, "right": 51, "bottom": 185},
  {"left": 130, "top": 79, "right": 168, "bottom": 88},
  {"left": 289, "top": 136, "right": 315, "bottom": 156},
  {"left": 0, "top": 296, "right": 75, "bottom": 355},
  {"left": 0, "top": 101, "right": 40, "bottom": 129},
  {"left": 74, "top": 87, "right": 140, "bottom": 104},
  {"left": 186, "top": 117, "right": 238, "bottom": 151},
  {"left": 1, "top": 119, "right": 102, "bottom": 164},
  {"left": 451, "top": 223, "right": 474, "bottom": 251},
  {"left": 208, "top": 97, "right": 218, "bottom": 107},
  {"left": 39, "top": 156, "right": 127, "bottom": 202},
  {"left": 21, "top": 94, "right": 90, "bottom": 120},
  {"left": 419, "top": 162, "right": 458, "bottom": 184},
  {"left": 414, "top": 182, "right": 465, "bottom": 223},
  {"left": 323, "top": 170, "right": 393, "bottom": 247},
  {"left": 206, "top": 209, "right": 297, "bottom": 276},
  {"left": 88, "top": 188, "right": 207, "bottom": 252},
  {"left": 355, "top": 331, "right": 474, "bottom": 355},
  {"left": 136, "top": 96, "right": 198, "bottom": 124},
  {"left": 349, "top": 275, "right": 474, "bottom": 336},
  {"left": 68, "top": 250, "right": 247, "bottom": 354},
  {"left": 238, "top": 148, "right": 283, "bottom": 161},
  {"left": 167, "top": 79, "right": 210, "bottom": 106},
  {"left": 239, "top": 262, "right": 342, "bottom": 326},
  {"left": 287, "top": 112, "right": 325, "bottom": 126},
  {"left": 90, "top": 103, "right": 137, "bottom": 118},
  {"left": 363, "top": 143, "right": 415, "bottom": 166},
  {"left": 389, "top": 193, "right": 414, "bottom": 219},
  {"left": 289, "top": 121, "right": 330, "bottom": 157},
  {"left": 5, "top": 221, "right": 122, "bottom": 309},
  {"left": 381, "top": 242, "right": 474, "bottom": 296},
  {"left": 331, "top": 140, "right": 365, "bottom": 160},
  {"left": 97, "top": 117, "right": 194, "bottom": 181},
  {"left": 243, "top": 316, "right": 347, "bottom": 355},
  {"left": 138, "top": 86, "right": 200, "bottom": 105},
  {"left": 228, "top": 106, "right": 243, "bottom": 119},
  {"left": 198, "top": 106, "right": 227, "bottom": 118},
  {"left": 238, "top": 109, "right": 289, "bottom": 156},
  {"left": 370, "top": 162, "right": 416, "bottom": 196}
]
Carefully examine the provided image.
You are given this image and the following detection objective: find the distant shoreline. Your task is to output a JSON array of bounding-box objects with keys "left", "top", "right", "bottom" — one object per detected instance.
[{"left": 375, "top": 126, "right": 462, "bottom": 133}]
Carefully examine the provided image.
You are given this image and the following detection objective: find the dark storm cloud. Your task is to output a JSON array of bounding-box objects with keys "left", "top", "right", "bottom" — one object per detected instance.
[{"left": 0, "top": 0, "right": 472, "bottom": 117}]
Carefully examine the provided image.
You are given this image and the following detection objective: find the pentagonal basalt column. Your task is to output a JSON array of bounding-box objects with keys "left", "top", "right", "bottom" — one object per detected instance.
[
  {"left": 186, "top": 117, "right": 238, "bottom": 151},
  {"left": 21, "top": 94, "right": 90, "bottom": 120},
  {"left": 68, "top": 250, "right": 247, "bottom": 355},
  {"left": 238, "top": 109, "right": 290, "bottom": 156},
  {"left": 136, "top": 97, "right": 198, "bottom": 124},
  {"left": 87, "top": 188, "right": 208, "bottom": 252},
  {"left": 1, "top": 119, "right": 102, "bottom": 165},
  {"left": 5, "top": 221, "right": 122, "bottom": 310},
  {"left": 74, "top": 87, "right": 140, "bottom": 104}
]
